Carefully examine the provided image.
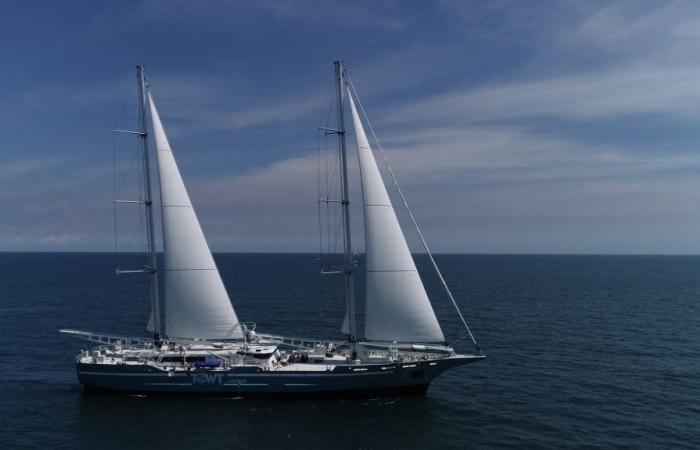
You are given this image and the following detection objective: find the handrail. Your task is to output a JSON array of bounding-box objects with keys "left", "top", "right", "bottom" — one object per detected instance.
[
  {"left": 59, "top": 329, "right": 146, "bottom": 346},
  {"left": 256, "top": 333, "right": 342, "bottom": 349}
]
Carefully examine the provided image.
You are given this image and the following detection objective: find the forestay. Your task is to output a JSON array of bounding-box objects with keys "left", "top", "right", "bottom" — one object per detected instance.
[
  {"left": 347, "top": 91, "right": 445, "bottom": 343},
  {"left": 148, "top": 93, "right": 243, "bottom": 340}
]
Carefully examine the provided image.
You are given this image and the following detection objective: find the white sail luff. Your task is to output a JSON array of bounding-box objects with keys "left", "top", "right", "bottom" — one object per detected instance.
[
  {"left": 347, "top": 90, "right": 445, "bottom": 343},
  {"left": 148, "top": 93, "right": 242, "bottom": 340}
]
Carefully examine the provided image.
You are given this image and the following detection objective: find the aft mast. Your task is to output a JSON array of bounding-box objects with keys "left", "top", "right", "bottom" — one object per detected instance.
[
  {"left": 136, "top": 65, "right": 161, "bottom": 342},
  {"left": 335, "top": 60, "right": 357, "bottom": 343}
]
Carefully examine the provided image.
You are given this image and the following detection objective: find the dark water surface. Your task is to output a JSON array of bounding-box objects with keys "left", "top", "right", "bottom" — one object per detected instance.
[{"left": 1, "top": 253, "right": 698, "bottom": 449}]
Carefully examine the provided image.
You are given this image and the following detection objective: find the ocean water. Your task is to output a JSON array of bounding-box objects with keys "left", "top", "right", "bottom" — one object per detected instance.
[{"left": 1, "top": 253, "right": 698, "bottom": 449}]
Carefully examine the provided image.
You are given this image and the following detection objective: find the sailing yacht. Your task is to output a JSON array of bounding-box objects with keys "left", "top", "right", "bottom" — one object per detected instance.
[{"left": 61, "top": 62, "right": 483, "bottom": 397}]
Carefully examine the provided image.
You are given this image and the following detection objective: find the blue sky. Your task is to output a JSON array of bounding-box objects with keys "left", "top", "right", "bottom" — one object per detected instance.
[{"left": 3, "top": 0, "right": 700, "bottom": 253}]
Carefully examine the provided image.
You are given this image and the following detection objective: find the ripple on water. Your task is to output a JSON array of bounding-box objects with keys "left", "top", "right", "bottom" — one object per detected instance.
[{"left": 1, "top": 253, "right": 699, "bottom": 449}]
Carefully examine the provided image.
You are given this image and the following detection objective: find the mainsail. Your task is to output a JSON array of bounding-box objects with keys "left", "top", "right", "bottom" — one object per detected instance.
[
  {"left": 347, "top": 91, "right": 445, "bottom": 343},
  {"left": 148, "top": 93, "right": 243, "bottom": 340}
]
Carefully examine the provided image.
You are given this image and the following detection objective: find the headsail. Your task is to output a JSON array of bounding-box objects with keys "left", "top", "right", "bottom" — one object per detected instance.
[
  {"left": 347, "top": 91, "right": 445, "bottom": 343},
  {"left": 148, "top": 93, "right": 243, "bottom": 340}
]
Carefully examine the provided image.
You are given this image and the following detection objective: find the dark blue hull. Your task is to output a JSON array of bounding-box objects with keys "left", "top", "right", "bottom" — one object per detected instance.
[{"left": 77, "top": 356, "right": 481, "bottom": 398}]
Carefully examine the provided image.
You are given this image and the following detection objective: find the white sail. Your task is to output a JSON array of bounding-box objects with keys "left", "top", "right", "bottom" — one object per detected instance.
[
  {"left": 148, "top": 93, "right": 243, "bottom": 340},
  {"left": 347, "top": 91, "right": 445, "bottom": 343}
]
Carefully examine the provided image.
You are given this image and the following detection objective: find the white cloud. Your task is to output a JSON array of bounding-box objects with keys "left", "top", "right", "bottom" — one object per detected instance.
[
  {"left": 0, "top": 158, "right": 59, "bottom": 182},
  {"left": 379, "top": 126, "right": 700, "bottom": 184},
  {"left": 378, "top": 65, "right": 700, "bottom": 128},
  {"left": 6, "top": 1, "right": 700, "bottom": 253},
  {"left": 173, "top": 119, "right": 700, "bottom": 252},
  {"left": 566, "top": 1, "right": 700, "bottom": 59},
  {"left": 0, "top": 232, "right": 96, "bottom": 248},
  {"left": 38, "top": 233, "right": 92, "bottom": 246}
]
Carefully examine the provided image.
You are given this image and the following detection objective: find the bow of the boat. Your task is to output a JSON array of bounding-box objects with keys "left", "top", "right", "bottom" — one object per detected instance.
[{"left": 429, "top": 353, "right": 485, "bottom": 376}]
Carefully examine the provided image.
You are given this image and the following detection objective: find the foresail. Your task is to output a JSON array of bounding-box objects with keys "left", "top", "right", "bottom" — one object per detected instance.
[
  {"left": 348, "top": 91, "right": 445, "bottom": 343},
  {"left": 148, "top": 93, "right": 243, "bottom": 340}
]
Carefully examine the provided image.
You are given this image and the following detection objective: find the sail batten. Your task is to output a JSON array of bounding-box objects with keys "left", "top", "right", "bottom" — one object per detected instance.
[
  {"left": 348, "top": 90, "right": 445, "bottom": 343},
  {"left": 148, "top": 93, "right": 242, "bottom": 340}
]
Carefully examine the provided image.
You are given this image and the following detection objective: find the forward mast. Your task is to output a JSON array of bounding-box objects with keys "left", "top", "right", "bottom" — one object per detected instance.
[
  {"left": 334, "top": 60, "right": 358, "bottom": 343},
  {"left": 136, "top": 65, "right": 161, "bottom": 341}
]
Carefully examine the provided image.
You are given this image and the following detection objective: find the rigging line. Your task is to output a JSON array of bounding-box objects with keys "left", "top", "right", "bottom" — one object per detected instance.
[
  {"left": 324, "top": 134, "right": 338, "bottom": 263},
  {"left": 113, "top": 130, "right": 118, "bottom": 267},
  {"left": 317, "top": 128, "right": 323, "bottom": 272},
  {"left": 325, "top": 136, "right": 331, "bottom": 265},
  {"left": 113, "top": 143, "right": 142, "bottom": 261},
  {"left": 323, "top": 86, "right": 342, "bottom": 194},
  {"left": 333, "top": 194, "right": 342, "bottom": 255},
  {"left": 113, "top": 110, "right": 144, "bottom": 194},
  {"left": 112, "top": 77, "right": 143, "bottom": 247},
  {"left": 317, "top": 90, "right": 332, "bottom": 265},
  {"left": 317, "top": 80, "right": 340, "bottom": 323},
  {"left": 320, "top": 77, "right": 336, "bottom": 204},
  {"left": 322, "top": 133, "right": 328, "bottom": 266},
  {"left": 345, "top": 71, "right": 481, "bottom": 353},
  {"left": 318, "top": 79, "right": 335, "bottom": 273},
  {"left": 319, "top": 75, "right": 343, "bottom": 268},
  {"left": 112, "top": 78, "right": 144, "bottom": 199},
  {"left": 114, "top": 145, "right": 141, "bottom": 195},
  {"left": 326, "top": 139, "right": 340, "bottom": 260},
  {"left": 325, "top": 115, "right": 341, "bottom": 197},
  {"left": 316, "top": 136, "right": 326, "bottom": 321},
  {"left": 334, "top": 119, "right": 348, "bottom": 265},
  {"left": 137, "top": 137, "right": 148, "bottom": 259},
  {"left": 113, "top": 78, "right": 136, "bottom": 132},
  {"left": 113, "top": 102, "right": 145, "bottom": 267}
]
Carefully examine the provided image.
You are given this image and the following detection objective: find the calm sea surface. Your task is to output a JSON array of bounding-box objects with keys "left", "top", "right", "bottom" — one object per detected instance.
[{"left": 0, "top": 253, "right": 698, "bottom": 449}]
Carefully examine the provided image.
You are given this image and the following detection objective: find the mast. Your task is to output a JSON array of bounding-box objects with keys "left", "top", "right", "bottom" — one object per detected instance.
[
  {"left": 136, "top": 65, "right": 161, "bottom": 341},
  {"left": 335, "top": 60, "right": 357, "bottom": 342}
]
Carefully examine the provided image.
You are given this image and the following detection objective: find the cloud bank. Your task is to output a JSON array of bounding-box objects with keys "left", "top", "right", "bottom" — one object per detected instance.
[{"left": 3, "top": 1, "right": 700, "bottom": 253}]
